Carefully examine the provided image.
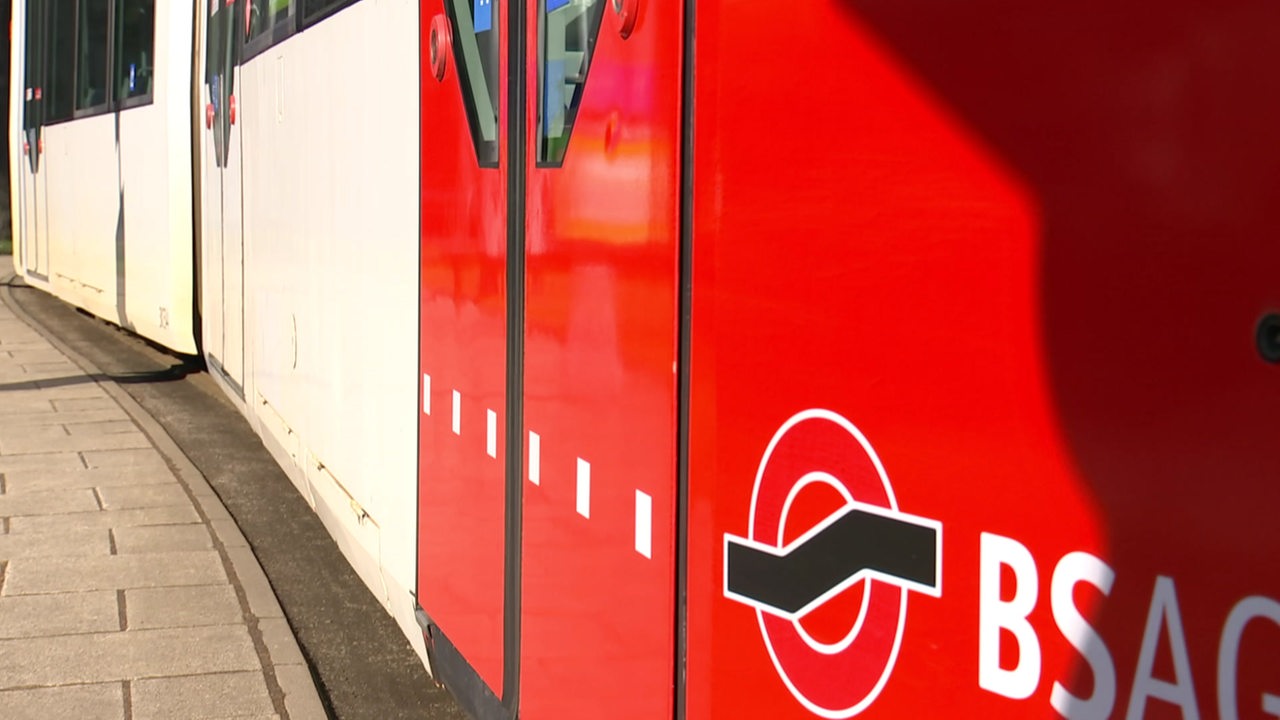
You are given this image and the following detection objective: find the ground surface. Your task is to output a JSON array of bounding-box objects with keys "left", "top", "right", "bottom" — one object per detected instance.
[
  {"left": 0, "top": 275, "right": 326, "bottom": 719},
  {"left": 4, "top": 266, "right": 467, "bottom": 720}
]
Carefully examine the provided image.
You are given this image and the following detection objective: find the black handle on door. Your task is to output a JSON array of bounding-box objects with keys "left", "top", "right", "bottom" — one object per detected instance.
[{"left": 1258, "top": 313, "right": 1280, "bottom": 364}]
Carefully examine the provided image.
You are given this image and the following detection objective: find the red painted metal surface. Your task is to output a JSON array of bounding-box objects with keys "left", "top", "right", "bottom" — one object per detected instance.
[
  {"left": 417, "top": 0, "right": 510, "bottom": 696},
  {"left": 687, "top": 2, "right": 1280, "bottom": 719},
  {"left": 518, "top": 1, "right": 683, "bottom": 718}
]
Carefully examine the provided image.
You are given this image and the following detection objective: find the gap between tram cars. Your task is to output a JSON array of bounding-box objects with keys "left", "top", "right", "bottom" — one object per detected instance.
[{"left": 11, "top": 0, "right": 1280, "bottom": 719}]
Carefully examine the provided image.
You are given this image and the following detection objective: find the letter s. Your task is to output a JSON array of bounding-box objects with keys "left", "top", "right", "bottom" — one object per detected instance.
[{"left": 1050, "top": 552, "right": 1116, "bottom": 719}]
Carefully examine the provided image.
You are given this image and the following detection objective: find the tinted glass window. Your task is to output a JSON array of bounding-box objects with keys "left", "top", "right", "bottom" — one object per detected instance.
[
  {"left": 205, "top": 0, "right": 225, "bottom": 83},
  {"left": 115, "top": 0, "right": 154, "bottom": 102},
  {"left": 205, "top": 0, "right": 237, "bottom": 95},
  {"left": 47, "top": 0, "right": 77, "bottom": 122},
  {"left": 302, "top": 0, "right": 355, "bottom": 23},
  {"left": 537, "top": 0, "right": 605, "bottom": 165},
  {"left": 23, "top": 0, "right": 43, "bottom": 130},
  {"left": 249, "top": 0, "right": 293, "bottom": 40},
  {"left": 75, "top": 0, "right": 110, "bottom": 110},
  {"left": 447, "top": 0, "right": 500, "bottom": 167}
]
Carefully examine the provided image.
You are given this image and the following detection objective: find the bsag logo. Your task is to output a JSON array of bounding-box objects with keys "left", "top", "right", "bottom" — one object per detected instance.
[{"left": 723, "top": 409, "right": 944, "bottom": 718}]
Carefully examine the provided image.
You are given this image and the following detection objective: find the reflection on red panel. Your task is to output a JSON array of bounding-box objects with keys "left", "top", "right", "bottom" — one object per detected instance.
[
  {"left": 519, "top": 2, "right": 682, "bottom": 719},
  {"left": 688, "top": 2, "right": 1280, "bottom": 719},
  {"left": 417, "top": 0, "right": 509, "bottom": 696}
]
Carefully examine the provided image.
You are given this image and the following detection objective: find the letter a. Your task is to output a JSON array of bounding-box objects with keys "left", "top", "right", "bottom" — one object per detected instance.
[{"left": 1126, "top": 576, "right": 1200, "bottom": 720}]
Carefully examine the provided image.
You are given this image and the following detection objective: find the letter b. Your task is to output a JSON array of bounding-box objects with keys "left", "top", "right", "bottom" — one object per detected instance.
[{"left": 980, "top": 532, "right": 1042, "bottom": 700}]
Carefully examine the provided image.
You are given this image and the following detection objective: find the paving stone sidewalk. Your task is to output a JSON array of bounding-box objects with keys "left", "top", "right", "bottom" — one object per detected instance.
[{"left": 0, "top": 284, "right": 326, "bottom": 719}]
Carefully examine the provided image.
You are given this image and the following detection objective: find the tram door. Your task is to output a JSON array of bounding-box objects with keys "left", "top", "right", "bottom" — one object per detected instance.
[
  {"left": 417, "top": 0, "right": 511, "bottom": 710},
  {"left": 518, "top": 0, "right": 682, "bottom": 718},
  {"left": 418, "top": 2, "right": 684, "bottom": 718},
  {"left": 18, "top": 0, "right": 49, "bottom": 279},
  {"left": 201, "top": 0, "right": 246, "bottom": 387}
]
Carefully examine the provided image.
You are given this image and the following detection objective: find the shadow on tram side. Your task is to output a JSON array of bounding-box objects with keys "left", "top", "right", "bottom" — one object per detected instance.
[{"left": 838, "top": 1, "right": 1280, "bottom": 715}]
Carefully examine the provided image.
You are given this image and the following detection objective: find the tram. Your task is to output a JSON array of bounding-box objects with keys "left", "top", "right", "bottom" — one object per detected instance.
[{"left": 11, "top": 1, "right": 1280, "bottom": 718}]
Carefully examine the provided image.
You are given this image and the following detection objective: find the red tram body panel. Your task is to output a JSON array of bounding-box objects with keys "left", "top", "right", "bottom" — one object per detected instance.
[
  {"left": 417, "top": 0, "right": 1280, "bottom": 718},
  {"left": 685, "top": 1, "right": 1280, "bottom": 719},
  {"left": 418, "top": 0, "right": 512, "bottom": 696},
  {"left": 518, "top": 0, "right": 682, "bottom": 718}
]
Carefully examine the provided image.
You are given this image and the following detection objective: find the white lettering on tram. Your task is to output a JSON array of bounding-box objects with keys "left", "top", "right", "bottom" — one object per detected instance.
[
  {"left": 1051, "top": 552, "right": 1116, "bottom": 719},
  {"left": 1218, "top": 596, "right": 1280, "bottom": 720},
  {"left": 979, "top": 532, "right": 1041, "bottom": 701},
  {"left": 977, "top": 533, "right": 1277, "bottom": 719}
]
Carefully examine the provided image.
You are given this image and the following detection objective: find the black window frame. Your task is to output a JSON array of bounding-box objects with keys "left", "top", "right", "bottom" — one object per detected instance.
[
  {"left": 21, "top": 0, "right": 49, "bottom": 173},
  {"left": 33, "top": 0, "right": 158, "bottom": 126},
  {"left": 23, "top": 0, "right": 48, "bottom": 132},
  {"left": 45, "top": 0, "right": 79, "bottom": 123},
  {"left": 242, "top": 0, "right": 373, "bottom": 61},
  {"left": 31, "top": 0, "right": 368, "bottom": 131},
  {"left": 446, "top": 0, "right": 501, "bottom": 168},
  {"left": 299, "top": 0, "right": 360, "bottom": 28},
  {"left": 242, "top": 0, "right": 298, "bottom": 62},
  {"left": 114, "top": 0, "right": 158, "bottom": 111},
  {"left": 45, "top": 0, "right": 80, "bottom": 124},
  {"left": 535, "top": 0, "right": 607, "bottom": 168},
  {"left": 71, "top": 0, "right": 116, "bottom": 118}
]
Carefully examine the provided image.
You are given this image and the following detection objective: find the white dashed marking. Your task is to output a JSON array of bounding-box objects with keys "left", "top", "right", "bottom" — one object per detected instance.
[
  {"left": 452, "top": 390, "right": 461, "bottom": 435},
  {"left": 433, "top": 377, "right": 654, "bottom": 556},
  {"left": 486, "top": 409, "right": 497, "bottom": 458},
  {"left": 422, "top": 374, "right": 431, "bottom": 415},
  {"left": 529, "top": 432, "right": 541, "bottom": 485},
  {"left": 635, "top": 490, "right": 652, "bottom": 558},
  {"left": 576, "top": 458, "right": 591, "bottom": 518}
]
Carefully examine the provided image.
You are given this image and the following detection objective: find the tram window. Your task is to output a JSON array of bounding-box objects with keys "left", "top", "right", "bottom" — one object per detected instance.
[
  {"left": 300, "top": 0, "right": 358, "bottom": 25},
  {"left": 23, "top": 1, "right": 43, "bottom": 131},
  {"left": 75, "top": 0, "right": 111, "bottom": 112},
  {"left": 46, "top": 0, "right": 76, "bottom": 122},
  {"left": 205, "top": 0, "right": 226, "bottom": 85},
  {"left": 205, "top": 0, "right": 237, "bottom": 117},
  {"left": 115, "top": 0, "right": 155, "bottom": 105},
  {"left": 246, "top": 0, "right": 296, "bottom": 56},
  {"left": 537, "top": 0, "right": 605, "bottom": 166},
  {"left": 446, "top": 0, "right": 500, "bottom": 167},
  {"left": 249, "top": 0, "right": 293, "bottom": 39}
]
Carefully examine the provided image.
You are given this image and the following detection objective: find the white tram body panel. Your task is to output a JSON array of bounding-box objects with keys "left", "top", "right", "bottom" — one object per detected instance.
[
  {"left": 197, "top": 0, "right": 426, "bottom": 659},
  {"left": 10, "top": 1, "right": 196, "bottom": 354},
  {"left": 12, "top": 0, "right": 430, "bottom": 668}
]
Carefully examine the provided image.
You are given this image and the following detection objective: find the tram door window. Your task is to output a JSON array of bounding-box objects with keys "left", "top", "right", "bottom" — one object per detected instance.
[
  {"left": 46, "top": 0, "right": 77, "bottom": 122},
  {"left": 114, "top": 0, "right": 155, "bottom": 105},
  {"left": 74, "top": 1, "right": 111, "bottom": 112},
  {"left": 444, "top": 0, "right": 500, "bottom": 167},
  {"left": 22, "top": 1, "right": 44, "bottom": 139},
  {"left": 535, "top": 0, "right": 604, "bottom": 165},
  {"left": 205, "top": 0, "right": 239, "bottom": 168}
]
